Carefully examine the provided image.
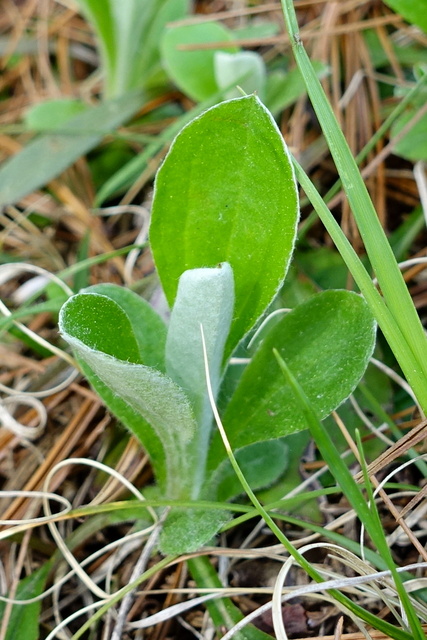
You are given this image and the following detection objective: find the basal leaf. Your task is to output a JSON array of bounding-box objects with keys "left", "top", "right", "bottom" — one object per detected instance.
[
  {"left": 83, "top": 284, "right": 167, "bottom": 371},
  {"left": 59, "top": 292, "right": 197, "bottom": 499},
  {"left": 209, "top": 439, "right": 289, "bottom": 502},
  {"left": 214, "top": 51, "right": 266, "bottom": 100},
  {"left": 150, "top": 95, "right": 299, "bottom": 359},
  {"left": 159, "top": 507, "right": 230, "bottom": 555},
  {"left": 207, "top": 290, "right": 376, "bottom": 472},
  {"left": 166, "top": 263, "right": 234, "bottom": 427},
  {"left": 0, "top": 90, "right": 145, "bottom": 206},
  {"left": 59, "top": 293, "right": 143, "bottom": 363},
  {"left": 160, "top": 22, "right": 238, "bottom": 101}
]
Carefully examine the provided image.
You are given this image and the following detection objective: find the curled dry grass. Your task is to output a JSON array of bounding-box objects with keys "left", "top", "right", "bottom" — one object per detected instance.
[{"left": 1, "top": 1, "right": 427, "bottom": 638}]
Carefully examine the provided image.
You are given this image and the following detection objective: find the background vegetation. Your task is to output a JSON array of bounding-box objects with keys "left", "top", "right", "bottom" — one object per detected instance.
[{"left": 1, "top": 1, "right": 427, "bottom": 639}]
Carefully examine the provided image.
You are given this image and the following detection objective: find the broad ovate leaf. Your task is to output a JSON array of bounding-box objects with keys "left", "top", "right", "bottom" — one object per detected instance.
[
  {"left": 160, "top": 22, "right": 238, "bottom": 101},
  {"left": 207, "top": 290, "right": 376, "bottom": 472},
  {"left": 209, "top": 439, "right": 289, "bottom": 502},
  {"left": 150, "top": 95, "right": 299, "bottom": 359},
  {"left": 214, "top": 51, "right": 266, "bottom": 100},
  {"left": 83, "top": 283, "right": 167, "bottom": 371},
  {"left": 59, "top": 292, "right": 197, "bottom": 499}
]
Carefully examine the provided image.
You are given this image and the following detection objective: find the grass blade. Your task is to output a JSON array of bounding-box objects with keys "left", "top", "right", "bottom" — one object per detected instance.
[{"left": 280, "top": 0, "right": 427, "bottom": 413}]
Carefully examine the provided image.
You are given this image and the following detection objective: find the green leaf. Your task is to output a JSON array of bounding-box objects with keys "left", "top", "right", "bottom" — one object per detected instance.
[
  {"left": 160, "top": 22, "right": 238, "bottom": 101},
  {"left": 59, "top": 293, "right": 143, "bottom": 363},
  {"left": 75, "top": 0, "right": 116, "bottom": 92},
  {"left": 207, "top": 290, "right": 376, "bottom": 471},
  {"left": 214, "top": 51, "right": 266, "bottom": 100},
  {"left": 0, "top": 90, "right": 145, "bottom": 207},
  {"left": 166, "top": 263, "right": 234, "bottom": 425},
  {"left": 187, "top": 556, "right": 274, "bottom": 640},
  {"left": 210, "top": 439, "right": 289, "bottom": 502},
  {"left": 76, "top": 0, "right": 190, "bottom": 97},
  {"left": 159, "top": 507, "right": 230, "bottom": 555},
  {"left": 83, "top": 284, "right": 167, "bottom": 371},
  {"left": 0, "top": 564, "right": 50, "bottom": 640},
  {"left": 391, "top": 107, "right": 427, "bottom": 161},
  {"left": 78, "top": 357, "right": 168, "bottom": 489},
  {"left": 382, "top": 0, "right": 427, "bottom": 33},
  {"left": 24, "top": 98, "right": 87, "bottom": 131},
  {"left": 137, "top": 0, "right": 191, "bottom": 91},
  {"left": 59, "top": 292, "right": 197, "bottom": 499},
  {"left": 150, "top": 95, "right": 299, "bottom": 358}
]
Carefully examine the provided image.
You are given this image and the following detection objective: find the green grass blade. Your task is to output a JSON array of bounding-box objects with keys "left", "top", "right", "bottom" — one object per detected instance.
[
  {"left": 299, "top": 73, "right": 427, "bottom": 240},
  {"left": 355, "top": 430, "right": 425, "bottom": 636},
  {"left": 280, "top": 0, "right": 427, "bottom": 412},
  {"left": 201, "top": 329, "right": 413, "bottom": 640},
  {"left": 274, "top": 350, "right": 425, "bottom": 639},
  {"left": 187, "top": 556, "right": 273, "bottom": 640}
]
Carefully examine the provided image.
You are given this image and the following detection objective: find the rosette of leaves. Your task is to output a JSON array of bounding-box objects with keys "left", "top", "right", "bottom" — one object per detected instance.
[{"left": 59, "top": 95, "right": 376, "bottom": 554}]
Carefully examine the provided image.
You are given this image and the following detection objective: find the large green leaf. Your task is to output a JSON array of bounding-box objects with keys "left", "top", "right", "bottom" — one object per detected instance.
[
  {"left": 83, "top": 283, "right": 167, "bottom": 371},
  {"left": 0, "top": 90, "right": 145, "bottom": 207},
  {"left": 382, "top": 0, "right": 427, "bottom": 32},
  {"left": 150, "top": 95, "right": 299, "bottom": 358},
  {"left": 207, "top": 290, "right": 376, "bottom": 472},
  {"left": 161, "top": 22, "right": 238, "bottom": 101},
  {"left": 59, "top": 292, "right": 197, "bottom": 499}
]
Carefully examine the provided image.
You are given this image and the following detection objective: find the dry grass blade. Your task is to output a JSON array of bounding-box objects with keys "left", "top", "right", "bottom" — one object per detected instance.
[{"left": 353, "top": 420, "right": 427, "bottom": 482}]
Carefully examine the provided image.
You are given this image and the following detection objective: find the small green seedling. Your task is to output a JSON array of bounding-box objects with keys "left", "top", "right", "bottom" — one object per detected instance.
[{"left": 59, "top": 95, "right": 376, "bottom": 554}]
